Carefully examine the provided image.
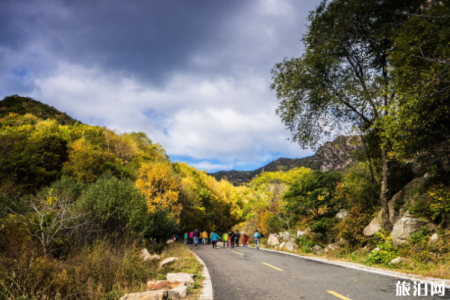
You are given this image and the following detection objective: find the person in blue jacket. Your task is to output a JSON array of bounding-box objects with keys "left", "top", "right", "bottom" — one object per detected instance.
[{"left": 211, "top": 231, "right": 220, "bottom": 249}]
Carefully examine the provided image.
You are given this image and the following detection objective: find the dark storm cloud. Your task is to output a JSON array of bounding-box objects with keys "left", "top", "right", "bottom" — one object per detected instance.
[
  {"left": 0, "top": 0, "right": 253, "bottom": 86},
  {"left": 0, "top": 0, "right": 322, "bottom": 171}
]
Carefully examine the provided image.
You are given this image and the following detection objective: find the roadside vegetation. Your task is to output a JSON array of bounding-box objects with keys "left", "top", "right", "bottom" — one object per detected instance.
[{"left": 1, "top": 0, "right": 450, "bottom": 297}]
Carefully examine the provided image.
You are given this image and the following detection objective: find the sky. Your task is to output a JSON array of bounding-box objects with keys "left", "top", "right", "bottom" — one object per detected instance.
[{"left": 0, "top": 0, "right": 321, "bottom": 172}]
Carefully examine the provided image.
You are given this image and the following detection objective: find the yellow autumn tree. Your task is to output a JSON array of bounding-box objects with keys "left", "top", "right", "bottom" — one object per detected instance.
[{"left": 136, "top": 162, "right": 181, "bottom": 219}]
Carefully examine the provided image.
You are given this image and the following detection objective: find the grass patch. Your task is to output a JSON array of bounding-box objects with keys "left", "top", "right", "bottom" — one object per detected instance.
[{"left": 0, "top": 241, "right": 203, "bottom": 299}]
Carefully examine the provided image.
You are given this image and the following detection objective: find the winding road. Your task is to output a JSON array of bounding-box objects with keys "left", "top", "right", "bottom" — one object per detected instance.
[{"left": 190, "top": 244, "right": 450, "bottom": 300}]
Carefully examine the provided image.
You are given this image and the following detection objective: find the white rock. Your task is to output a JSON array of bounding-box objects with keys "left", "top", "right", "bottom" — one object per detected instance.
[
  {"left": 391, "top": 217, "right": 427, "bottom": 246},
  {"left": 159, "top": 257, "right": 178, "bottom": 268},
  {"left": 285, "top": 241, "right": 298, "bottom": 252},
  {"left": 140, "top": 249, "right": 161, "bottom": 262},
  {"left": 279, "top": 232, "right": 290, "bottom": 241},
  {"left": 336, "top": 209, "right": 349, "bottom": 220},
  {"left": 119, "top": 290, "right": 167, "bottom": 300},
  {"left": 363, "top": 216, "right": 382, "bottom": 236},
  {"left": 390, "top": 257, "right": 409, "bottom": 265},
  {"left": 166, "top": 239, "right": 174, "bottom": 244},
  {"left": 167, "top": 273, "right": 195, "bottom": 286},
  {"left": 324, "top": 243, "right": 339, "bottom": 253},
  {"left": 371, "top": 247, "right": 380, "bottom": 253},
  {"left": 297, "top": 231, "right": 306, "bottom": 238},
  {"left": 279, "top": 242, "right": 286, "bottom": 249},
  {"left": 169, "top": 284, "right": 189, "bottom": 298},
  {"left": 311, "top": 245, "right": 323, "bottom": 254},
  {"left": 267, "top": 234, "right": 280, "bottom": 246},
  {"left": 429, "top": 233, "right": 440, "bottom": 244}
]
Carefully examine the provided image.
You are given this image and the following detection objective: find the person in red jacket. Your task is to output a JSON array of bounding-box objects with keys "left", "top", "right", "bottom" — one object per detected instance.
[{"left": 242, "top": 233, "right": 249, "bottom": 247}]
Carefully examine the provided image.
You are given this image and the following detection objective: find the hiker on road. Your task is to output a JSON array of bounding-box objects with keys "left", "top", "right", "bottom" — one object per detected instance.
[
  {"left": 235, "top": 230, "right": 240, "bottom": 247},
  {"left": 184, "top": 232, "right": 188, "bottom": 244},
  {"left": 211, "top": 231, "right": 219, "bottom": 249},
  {"left": 222, "top": 232, "right": 229, "bottom": 247},
  {"left": 229, "top": 231, "right": 236, "bottom": 248},
  {"left": 202, "top": 230, "right": 208, "bottom": 245},
  {"left": 254, "top": 229, "right": 262, "bottom": 249},
  {"left": 242, "top": 233, "right": 249, "bottom": 247},
  {"left": 194, "top": 229, "right": 200, "bottom": 246},
  {"left": 189, "top": 231, "right": 194, "bottom": 244}
]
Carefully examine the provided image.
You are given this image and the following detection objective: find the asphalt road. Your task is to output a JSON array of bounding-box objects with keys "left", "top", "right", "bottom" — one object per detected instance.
[{"left": 190, "top": 244, "right": 450, "bottom": 300}]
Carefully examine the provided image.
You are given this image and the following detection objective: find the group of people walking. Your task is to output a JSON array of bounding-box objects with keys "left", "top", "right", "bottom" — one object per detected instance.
[{"left": 183, "top": 229, "right": 263, "bottom": 249}]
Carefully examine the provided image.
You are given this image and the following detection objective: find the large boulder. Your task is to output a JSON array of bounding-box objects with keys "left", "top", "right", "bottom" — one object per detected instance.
[
  {"left": 147, "top": 280, "right": 170, "bottom": 290},
  {"left": 388, "top": 176, "right": 426, "bottom": 224},
  {"left": 285, "top": 241, "right": 298, "bottom": 252},
  {"left": 167, "top": 273, "right": 195, "bottom": 286},
  {"left": 159, "top": 257, "right": 178, "bottom": 268},
  {"left": 336, "top": 209, "right": 349, "bottom": 220},
  {"left": 392, "top": 217, "right": 427, "bottom": 246},
  {"left": 363, "top": 211, "right": 382, "bottom": 236},
  {"left": 267, "top": 234, "right": 280, "bottom": 246},
  {"left": 168, "top": 284, "right": 189, "bottom": 299}
]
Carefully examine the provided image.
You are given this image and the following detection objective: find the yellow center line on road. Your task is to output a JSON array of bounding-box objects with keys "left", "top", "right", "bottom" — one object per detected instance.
[
  {"left": 232, "top": 251, "right": 244, "bottom": 256},
  {"left": 327, "top": 291, "right": 352, "bottom": 300},
  {"left": 262, "top": 262, "right": 283, "bottom": 271}
]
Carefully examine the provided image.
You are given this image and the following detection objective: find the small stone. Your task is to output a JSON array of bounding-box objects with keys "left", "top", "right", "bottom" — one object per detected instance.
[
  {"left": 324, "top": 244, "right": 339, "bottom": 253},
  {"left": 159, "top": 257, "right": 178, "bottom": 268},
  {"left": 390, "top": 257, "right": 409, "bottom": 265},
  {"left": 311, "top": 245, "right": 323, "bottom": 254},
  {"left": 140, "top": 249, "right": 161, "bottom": 262},
  {"left": 429, "top": 233, "right": 440, "bottom": 244},
  {"left": 166, "top": 239, "right": 174, "bottom": 244},
  {"left": 279, "top": 242, "right": 286, "bottom": 249},
  {"left": 371, "top": 247, "right": 380, "bottom": 253},
  {"left": 336, "top": 209, "right": 349, "bottom": 220},
  {"left": 297, "top": 231, "right": 306, "bottom": 238}
]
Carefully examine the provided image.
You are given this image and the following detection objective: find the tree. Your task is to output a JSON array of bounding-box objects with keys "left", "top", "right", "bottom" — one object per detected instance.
[
  {"left": 246, "top": 168, "right": 311, "bottom": 235},
  {"left": 13, "top": 187, "right": 86, "bottom": 255},
  {"left": 284, "top": 171, "right": 342, "bottom": 218},
  {"left": 378, "top": 1, "right": 450, "bottom": 164},
  {"left": 136, "top": 162, "right": 181, "bottom": 219},
  {"left": 271, "top": 0, "right": 424, "bottom": 230}
]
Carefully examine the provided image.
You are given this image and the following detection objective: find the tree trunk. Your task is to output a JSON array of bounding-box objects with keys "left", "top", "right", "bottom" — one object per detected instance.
[{"left": 380, "top": 148, "right": 393, "bottom": 231}]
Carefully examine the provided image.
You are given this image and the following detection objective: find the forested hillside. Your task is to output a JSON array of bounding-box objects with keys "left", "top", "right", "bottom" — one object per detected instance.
[{"left": 0, "top": 97, "right": 244, "bottom": 298}]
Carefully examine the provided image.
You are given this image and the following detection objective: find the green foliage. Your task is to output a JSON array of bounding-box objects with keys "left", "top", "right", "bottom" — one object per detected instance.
[
  {"left": 409, "top": 185, "right": 450, "bottom": 226},
  {"left": 297, "top": 235, "right": 315, "bottom": 253},
  {"left": 0, "top": 95, "right": 79, "bottom": 126},
  {"left": 77, "top": 175, "right": 148, "bottom": 238},
  {"left": 367, "top": 232, "right": 398, "bottom": 265},
  {"left": 284, "top": 171, "right": 342, "bottom": 218}
]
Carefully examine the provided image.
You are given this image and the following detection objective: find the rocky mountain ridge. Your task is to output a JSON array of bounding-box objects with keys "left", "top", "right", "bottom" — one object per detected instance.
[{"left": 209, "top": 135, "right": 360, "bottom": 185}]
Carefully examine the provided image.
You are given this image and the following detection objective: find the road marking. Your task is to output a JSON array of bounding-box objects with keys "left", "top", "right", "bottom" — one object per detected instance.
[
  {"left": 262, "top": 262, "right": 283, "bottom": 271},
  {"left": 327, "top": 291, "right": 352, "bottom": 300},
  {"left": 232, "top": 251, "right": 244, "bottom": 256}
]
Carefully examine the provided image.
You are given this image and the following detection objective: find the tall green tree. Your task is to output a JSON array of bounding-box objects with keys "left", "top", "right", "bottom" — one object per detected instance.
[{"left": 271, "top": 0, "right": 424, "bottom": 230}]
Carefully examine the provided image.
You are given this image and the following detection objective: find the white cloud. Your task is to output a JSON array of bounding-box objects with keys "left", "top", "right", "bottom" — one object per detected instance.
[{"left": 30, "top": 63, "right": 313, "bottom": 170}]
